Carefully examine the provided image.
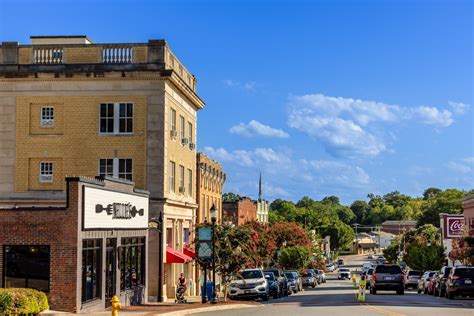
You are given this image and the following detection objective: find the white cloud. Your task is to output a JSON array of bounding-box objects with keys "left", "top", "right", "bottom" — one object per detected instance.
[
  {"left": 229, "top": 120, "right": 290, "bottom": 138},
  {"left": 410, "top": 106, "right": 453, "bottom": 127},
  {"left": 222, "top": 79, "right": 259, "bottom": 92},
  {"left": 301, "top": 159, "right": 370, "bottom": 187},
  {"left": 449, "top": 101, "right": 471, "bottom": 115},
  {"left": 288, "top": 93, "right": 464, "bottom": 157},
  {"left": 447, "top": 157, "right": 474, "bottom": 174}
]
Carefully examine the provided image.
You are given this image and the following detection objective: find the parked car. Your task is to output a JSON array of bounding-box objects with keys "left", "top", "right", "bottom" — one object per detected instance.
[
  {"left": 417, "top": 271, "right": 436, "bottom": 294},
  {"left": 229, "top": 269, "right": 269, "bottom": 301},
  {"left": 264, "top": 268, "right": 289, "bottom": 296},
  {"left": 284, "top": 271, "right": 298, "bottom": 293},
  {"left": 404, "top": 270, "right": 422, "bottom": 290},
  {"left": 285, "top": 271, "right": 303, "bottom": 292},
  {"left": 365, "top": 268, "right": 374, "bottom": 289},
  {"left": 368, "top": 254, "right": 375, "bottom": 259},
  {"left": 337, "top": 258, "right": 345, "bottom": 266},
  {"left": 434, "top": 266, "right": 452, "bottom": 297},
  {"left": 314, "top": 269, "right": 323, "bottom": 284},
  {"left": 264, "top": 271, "right": 282, "bottom": 299},
  {"left": 370, "top": 264, "right": 404, "bottom": 295},
  {"left": 326, "top": 263, "right": 336, "bottom": 272},
  {"left": 363, "top": 263, "right": 373, "bottom": 272},
  {"left": 445, "top": 266, "right": 474, "bottom": 299},
  {"left": 318, "top": 270, "right": 326, "bottom": 283},
  {"left": 338, "top": 268, "right": 351, "bottom": 280},
  {"left": 302, "top": 271, "right": 317, "bottom": 288}
]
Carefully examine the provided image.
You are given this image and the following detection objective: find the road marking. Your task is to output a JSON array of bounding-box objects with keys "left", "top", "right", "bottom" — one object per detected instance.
[{"left": 361, "top": 303, "right": 406, "bottom": 316}]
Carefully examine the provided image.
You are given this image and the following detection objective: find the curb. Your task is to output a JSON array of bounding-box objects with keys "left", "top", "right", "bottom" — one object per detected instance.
[{"left": 157, "top": 303, "right": 261, "bottom": 315}]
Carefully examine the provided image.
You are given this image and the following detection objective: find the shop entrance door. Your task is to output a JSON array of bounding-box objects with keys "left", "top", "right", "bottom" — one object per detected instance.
[{"left": 105, "top": 238, "right": 117, "bottom": 307}]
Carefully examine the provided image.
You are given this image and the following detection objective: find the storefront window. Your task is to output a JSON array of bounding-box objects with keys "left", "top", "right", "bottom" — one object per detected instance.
[
  {"left": 4, "top": 245, "right": 50, "bottom": 292},
  {"left": 120, "top": 237, "right": 145, "bottom": 291},
  {"left": 82, "top": 239, "right": 102, "bottom": 303}
]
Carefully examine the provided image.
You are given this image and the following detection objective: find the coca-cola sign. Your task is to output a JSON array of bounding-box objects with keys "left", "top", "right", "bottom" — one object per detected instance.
[{"left": 443, "top": 215, "right": 464, "bottom": 239}]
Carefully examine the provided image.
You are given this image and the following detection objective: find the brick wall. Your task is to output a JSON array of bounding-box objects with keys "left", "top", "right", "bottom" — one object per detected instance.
[
  {"left": 222, "top": 198, "right": 256, "bottom": 225},
  {"left": 0, "top": 181, "right": 79, "bottom": 312}
]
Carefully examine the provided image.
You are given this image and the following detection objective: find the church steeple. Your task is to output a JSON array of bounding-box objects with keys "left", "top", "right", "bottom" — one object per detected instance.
[{"left": 258, "top": 172, "right": 262, "bottom": 201}]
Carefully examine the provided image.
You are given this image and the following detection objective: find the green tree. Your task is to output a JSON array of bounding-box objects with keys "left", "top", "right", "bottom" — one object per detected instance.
[
  {"left": 383, "top": 191, "right": 411, "bottom": 208},
  {"left": 418, "top": 189, "right": 464, "bottom": 227},
  {"left": 222, "top": 192, "right": 241, "bottom": 202},
  {"left": 405, "top": 243, "right": 445, "bottom": 271},
  {"left": 278, "top": 246, "right": 311, "bottom": 270},
  {"left": 423, "top": 188, "right": 442, "bottom": 200},
  {"left": 317, "top": 218, "right": 355, "bottom": 252},
  {"left": 383, "top": 237, "right": 401, "bottom": 264},
  {"left": 350, "top": 200, "right": 370, "bottom": 224}
]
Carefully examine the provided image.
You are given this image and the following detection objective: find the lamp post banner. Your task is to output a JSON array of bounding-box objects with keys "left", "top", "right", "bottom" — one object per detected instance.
[{"left": 442, "top": 214, "right": 464, "bottom": 239}]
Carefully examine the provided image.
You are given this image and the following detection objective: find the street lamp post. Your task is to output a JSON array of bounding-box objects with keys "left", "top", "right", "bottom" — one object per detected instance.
[{"left": 210, "top": 204, "right": 218, "bottom": 304}]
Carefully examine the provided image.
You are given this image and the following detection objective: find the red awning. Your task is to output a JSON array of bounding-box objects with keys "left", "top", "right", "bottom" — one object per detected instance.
[
  {"left": 166, "top": 247, "right": 192, "bottom": 263},
  {"left": 183, "top": 245, "right": 195, "bottom": 258}
]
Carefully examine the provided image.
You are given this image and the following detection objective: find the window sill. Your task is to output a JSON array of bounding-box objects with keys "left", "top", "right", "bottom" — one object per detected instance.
[{"left": 98, "top": 133, "right": 135, "bottom": 136}]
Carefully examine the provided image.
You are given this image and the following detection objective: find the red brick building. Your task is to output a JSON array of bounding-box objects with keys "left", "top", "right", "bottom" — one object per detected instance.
[
  {"left": 381, "top": 220, "right": 417, "bottom": 235},
  {"left": 0, "top": 177, "right": 149, "bottom": 313},
  {"left": 461, "top": 194, "right": 474, "bottom": 236},
  {"left": 222, "top": 198, "right": 257, "bottom": 225}
]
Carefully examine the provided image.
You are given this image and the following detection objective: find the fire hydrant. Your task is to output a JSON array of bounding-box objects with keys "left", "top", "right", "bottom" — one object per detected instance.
[{"left": 111, "top": 295, "right": 122, "bottom": 316}]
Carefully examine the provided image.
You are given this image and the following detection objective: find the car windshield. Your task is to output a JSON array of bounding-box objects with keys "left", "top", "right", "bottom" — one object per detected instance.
[
  {"left": 340, "top": 269, "right": 349, "bottom": 272},
  {"left": 303, "top": 272, "right": 313, "bottom": 277},
  {"left": 454, "top": 268, "right": 474, "bottom": 277},
  {"left": 240, "top": 270, "right": 263, "bottom": 279},
  {"left": 284, "top": 273, "right": 295, "bottom": 279},
  {"left": 408, "top": 271, "right": 422, "bottom": 276},
  {"left": 428, "top": 272, "right": 436, "bottom": 277},
  {"left": 368, "top": 269, "right": 374, "bottom": 274},
  {"left": 376, "top": 265, "right": 401, "bottom": 274},
  {"left": 265, "top": 270, "right": 280, "bottom": 277},
  {"left": 264, "top": 272, "right": 275, "bottom": 280}
]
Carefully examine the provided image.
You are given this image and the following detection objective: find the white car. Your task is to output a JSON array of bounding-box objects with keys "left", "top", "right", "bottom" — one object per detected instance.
[
  {"left": 326, "top": 263, "right": 335, "bottom": 272},
  {"left": 338, "top": 268, "right": 351, "bottom": 280},
  {"left": 229, "top": 269, "right": 269, "bottom": 301}
]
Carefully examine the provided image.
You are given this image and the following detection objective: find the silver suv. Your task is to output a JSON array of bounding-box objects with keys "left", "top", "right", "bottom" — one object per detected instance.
[
  {"left": 370, "top": 264, "right": 404, "bottom": 295},
  {"left": 229, "top": 269, "right": 270, "bottom": 301}
]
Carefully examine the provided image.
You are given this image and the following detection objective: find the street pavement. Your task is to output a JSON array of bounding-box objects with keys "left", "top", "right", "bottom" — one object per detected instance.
[{"left": 198, "top": 255, "right": 474, "bottom": 316}]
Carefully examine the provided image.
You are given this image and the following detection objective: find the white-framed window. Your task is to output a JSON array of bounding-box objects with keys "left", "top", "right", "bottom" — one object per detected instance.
[
  {"left": 118, "top": 159, "right": 133, "bottom": 181},
  {"left": 187, "top": 169, "right": 192, "bottom": 196},
  {"left": 99, "top": 103, "right": 133, "bottom": 134},
  {"left": 187, "top": 122, "right": 193, "bottom": 144},
  {"left": 170, "top": 108, "right": 176, "bottom": 132},
  {"left": 179, "top": 165, "right": 185, "bottom": 193},
  {"left": 179, "top": 115, "right": 185, "bottom": 142},
  {"left": 39, "top": 162, "right": 53, "bottom": 183},
  {"left": 98, "top": 158, "right": 132, "bottom": 181},
  {"left": 169, "top": 161, "right": 175, "bottom": 192},
  {"left": 41, "top": 107, "right": 54, "bottom": 128}
]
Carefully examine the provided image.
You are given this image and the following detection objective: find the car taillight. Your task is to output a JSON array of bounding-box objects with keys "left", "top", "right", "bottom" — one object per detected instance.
[
  {"left": 373, "top": 271, "right": 376, "bottom": 280},
  {"left": 452, "top": 275, "right": 460, "bottom": 280}
]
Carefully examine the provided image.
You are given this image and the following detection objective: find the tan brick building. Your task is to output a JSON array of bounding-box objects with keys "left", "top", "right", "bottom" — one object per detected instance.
[
  {"left": 0, "top": 36, "right": 204, "bottom": 302},
  {"left": 196, "top": 153, "right": 226, "bottom": 224}
]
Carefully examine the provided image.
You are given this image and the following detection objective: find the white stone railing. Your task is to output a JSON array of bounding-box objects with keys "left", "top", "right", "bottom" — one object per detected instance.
[
  {"left": 102, "top": 46, "right": 133, "bottom": 63},
  {"left": 33, "top": 48, "right": 63, "bottom": 64}
]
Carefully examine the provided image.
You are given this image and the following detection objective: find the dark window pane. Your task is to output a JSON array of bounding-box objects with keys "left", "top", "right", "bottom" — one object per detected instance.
[
  {"left": 119, "top": 104, "right": 126, "bottom": 117},
  {"left": 127, "top": 104, "right": 133, "bottom": 117},
  {"left": 119, "top": 119, "right": 126, "bottom": 133},
  {"left": 107, "top": 104, "right": 114, "bottom": 117},
  {"left": 127, "top": 119, "right": 133, "bottom": 133},
  {"left": 126, "top": 159, "right": 132, "bottom": 171},
  {"left": 119, "top": 159, "right": 125, "bottom": 172},
  {"left": 100, "top": 104, "right": 107, "bottom": 117}
]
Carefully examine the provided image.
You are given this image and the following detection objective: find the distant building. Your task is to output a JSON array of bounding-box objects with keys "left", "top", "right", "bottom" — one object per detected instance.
[
  {"left": 381, "top": 220, "right": 417, "bottom": 235},
  {"left": 461, "top": 194, "right": 474, "bottom": 237},
  {"left": 256, "top": 173, "right": 269, "bottom": 224},
  {"left": 370, "top": 231, "right": 396, "bottom": 249},
  {"left": 222, "top": 197, "right": 257, "bottom": 225},
  {"left": 196, "top": 153, "right": 226, "bottom": 224}
]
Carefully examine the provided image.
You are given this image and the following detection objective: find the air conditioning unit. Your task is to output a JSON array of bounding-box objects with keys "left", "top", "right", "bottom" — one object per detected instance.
[
  {"left": 179, "top": 187, "right": 186, "bottom": 193},
  {"left": 189, "top": 143, "right": 195, "bottom": 150},
  {"left": 40, "top": 174, "right": 53, "bottom": 182},
  {"left": 181, "top": 138, "right": 189, "bottom": 145},
  {"left": 41, "top": 119, "right": 54, "bottom": 127}
]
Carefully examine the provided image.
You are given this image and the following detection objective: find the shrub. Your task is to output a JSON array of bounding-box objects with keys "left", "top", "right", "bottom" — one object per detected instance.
[{"left": 0, "top": 288, "right": 49, "bottom": 315}]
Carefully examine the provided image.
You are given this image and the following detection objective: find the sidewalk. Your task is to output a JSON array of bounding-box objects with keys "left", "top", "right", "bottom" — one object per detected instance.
[{"left": 41, "top": 299, "right": 260, "bottom": 315}]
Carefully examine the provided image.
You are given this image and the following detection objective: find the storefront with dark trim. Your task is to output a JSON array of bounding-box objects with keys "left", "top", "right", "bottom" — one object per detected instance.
[{"left": 0, "top": 176, "right": 149, "bottom": 313}]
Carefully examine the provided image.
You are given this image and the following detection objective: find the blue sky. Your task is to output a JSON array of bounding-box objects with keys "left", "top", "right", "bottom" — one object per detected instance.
[{"left": 1, "top": 0, "right": 472, "bottom": 204}]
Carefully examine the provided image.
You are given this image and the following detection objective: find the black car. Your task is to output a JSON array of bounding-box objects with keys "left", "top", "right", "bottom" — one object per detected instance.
[
  {"left": 446, "top": 266, "right": 474, "bottom": 299},
  {"left": 434, "top": 266, "right": 452, "bottom": 297},
  {"left": 264, "top": 269, "right": 289, "bottom": 296},
  {"left": 264, "top": 271, "right": 281, "bottom": 299},
  {"left": 370, "top": 264, "right": 404, "bottom": 295}
]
